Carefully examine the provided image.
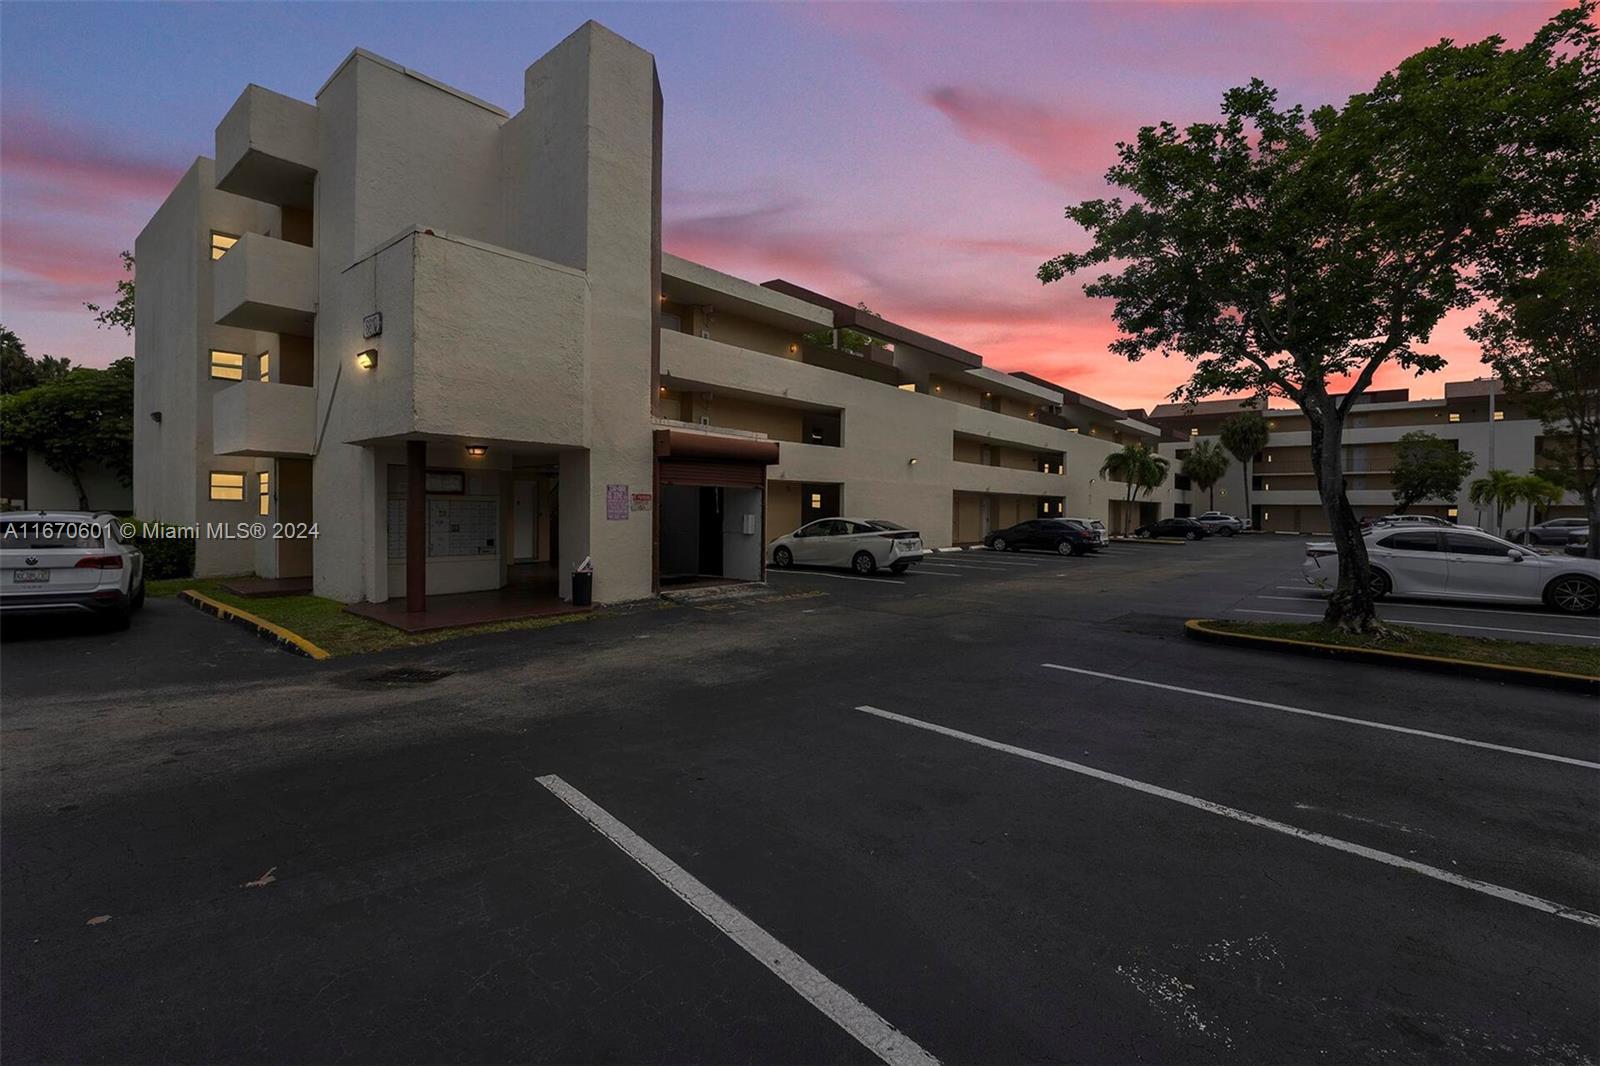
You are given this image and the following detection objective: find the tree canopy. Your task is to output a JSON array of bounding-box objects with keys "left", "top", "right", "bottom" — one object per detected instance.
[
  {"left": 1099, "top": 442, "right": 1170, "bottom": 502},
  {"left": 85, "top": 251, "right": 135, "bottom": 335},
  {"left": 1390, "top": 431, "right": 1476, "bottom": 513},
  {"left": 1039, "top": 3, "right": 1600, "bottom": 630},
  {"left": 0, "top": 359, "right": 133, "bottom": 509},
  {"left": 1179, "top": 440, "right": 1230, "bottom": 510}
]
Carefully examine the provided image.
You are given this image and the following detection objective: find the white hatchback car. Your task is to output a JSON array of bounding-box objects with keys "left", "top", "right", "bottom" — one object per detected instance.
[
  {"left": 0, "top": 511, "right": 146, "bottom": 627},
  {"left": 1302, "top": 525, "right": 1600, "bottom": 614},
  {"left": 769, "top": 517, "right": 924, "bottom": 575}
]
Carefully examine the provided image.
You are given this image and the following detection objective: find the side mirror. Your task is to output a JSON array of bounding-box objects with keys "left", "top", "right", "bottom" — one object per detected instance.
[{"left": 1507, "top": 548, "right": 1524, "bottom": 561}]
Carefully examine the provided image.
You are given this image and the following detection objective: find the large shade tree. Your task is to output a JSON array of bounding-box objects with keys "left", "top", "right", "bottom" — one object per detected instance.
[
  {"left": 1469, "top": 233, "right": 1600, "bottom": 556},
  {"left": 0, "top": 359, "right": 134, "bottom": 509},
  {"left": 1040, "top": 5, "right": 1600, "bottom": 631}
]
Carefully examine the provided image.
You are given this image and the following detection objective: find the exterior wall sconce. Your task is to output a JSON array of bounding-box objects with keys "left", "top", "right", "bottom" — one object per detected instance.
[
  {"left": 466, "top": 445, "right": 488, "bottom": 457},
  {"left": 356, "top": 349, "right": 377, "bottom": 370},
  {"left": 150, "top": 411, "right": 162, "bottom": 423},
  {"left": 908, "top": 458, "right": 919, "bottom": 465},
  {"left": 789, "top": 343, "right": 799, "bottom": 354}
]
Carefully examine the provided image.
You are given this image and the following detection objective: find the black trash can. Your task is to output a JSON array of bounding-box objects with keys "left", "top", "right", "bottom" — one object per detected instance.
[{"left": 571, "top": 570, "right": 593, "bottom": 607}]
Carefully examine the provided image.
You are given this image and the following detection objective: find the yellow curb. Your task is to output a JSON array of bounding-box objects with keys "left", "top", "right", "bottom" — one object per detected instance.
[
  {"left": 179, "top": 589, "right": 331, "bottom": 660},
  {"left": 1185, "top": 618, "right": 1598, "bottom": 693}
]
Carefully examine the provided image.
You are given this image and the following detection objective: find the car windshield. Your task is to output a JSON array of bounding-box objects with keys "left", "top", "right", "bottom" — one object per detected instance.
[
  {"left": 865, "top": 520, "right": 907, "bottom": 531},
  {"left": 0, "top": 519, "right": 103, "bottom": 549}
]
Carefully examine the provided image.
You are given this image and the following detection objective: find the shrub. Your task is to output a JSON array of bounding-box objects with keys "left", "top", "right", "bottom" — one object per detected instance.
[{"left": 117, "top": 517, "right": 195, "bottom": 580}]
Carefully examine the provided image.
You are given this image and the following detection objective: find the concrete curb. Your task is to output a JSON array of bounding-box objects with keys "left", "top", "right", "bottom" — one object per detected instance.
[
  {"left": 1109, "top": 537, "right": 1189, "bottom": 546},
  {"left": 179, "top": 589, "right": 332, "bottom": 660},
  {"left": 1184, "top": 618, "right": 1599, "bottom": 695}
]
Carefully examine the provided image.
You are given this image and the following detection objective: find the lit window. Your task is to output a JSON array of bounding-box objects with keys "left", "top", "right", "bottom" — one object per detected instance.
[
  {"left": 258, "top": 471, "right": 271, "bottom": 516},
  {"left": 209, "top": 350, "right": 245, "bottom": 380},
  {"left": 258, "top": 352, "right": 270, "bottom": 382},
  {"left": 1492, "top": 410, "right": 1505, "bottom": 421},
  {"left": 210, "top": 231, "right": 239, "bottom": 260},
  {"left": 1447, "top": 507, "right": 1459, "bottom": 520},
  {"left": 1067, "top": 428, "right": 1079, "bottom": 434},
  {"left": 210, "top": 471, "right": 245, "bottom": 501},
  {"left": 1190, "top": 428, "right": 1199, "bottom": 436},
  {"left": 810, "top": 493, "right": 822, "bottom": 509},
  {"left": 898, "top": 383, "right": 917, "bottom": 392},
  {"left": 1268, "top": 421, "right": 1277, "bottom": 429},
  {"left": 1448, "top": 412, "right": 1462, "bottom": 423},
  {"left": 1261, "top": 482, "right": 1270, "bottom": 491},
  {"left": 1266, "top": 454, "right": 1273, "bottom": 462}
]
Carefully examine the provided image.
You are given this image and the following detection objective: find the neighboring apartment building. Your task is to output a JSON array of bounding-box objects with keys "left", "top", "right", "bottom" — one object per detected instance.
[
  {"left": 0, "top": 448, "right": 132, "bottom": 514},
  {"left": 1148, "top": 380, "right": 1582, "bottom": 533},
  {"left": 134, "top": 22, "right": 1185, "bottom": 609}
]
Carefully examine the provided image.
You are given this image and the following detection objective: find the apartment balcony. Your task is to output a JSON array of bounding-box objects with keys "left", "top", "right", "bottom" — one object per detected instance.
[
  {"left": 213, "top": 233, "right": 316, "bottom": 336},
  {"left": 215, "top": 85, "right": 318, "bottom": 208},
  {"left": 950, "top": 461, "right": 1067, "bottom": 497},
  {"left": 213, "top": 381, "right": 316, "bottom": 457}
]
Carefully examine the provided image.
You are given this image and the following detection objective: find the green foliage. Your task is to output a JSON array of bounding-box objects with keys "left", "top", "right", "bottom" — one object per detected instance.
[
  {"left": 1038, "top": 3, "right": 1600, "bottom": 630},
  {"left": 1469, "top": 231, "right": 1600, "bottom": 555},
  {"left": 118, "top": 518, "right": 196, "bottom": 580},
  {"left": 1468, "top": 469, "right": 1522, "bottom": 530},
  {"left": 0, "top": 359, "right": 133, "bottom": 509},
  {"left": 1219, "top": 410, "right": 1270, "bottom": 520},
  {"left": 802, "top": 303, "right": 883, "bottom": 354},
  {"left": 1, "top": 327, "right": 72, "bottom": 395},
  {"left": 1390, "top": 431, "right": 1476, "bottom": 512},
  {"left": 1099, "top": 442, "right": 1170, "bottom": 501},
  {"left": 1513, "top": 473, "right": 1567, "bottom": 531},
  {"left": 85, "top": 251, "right": 135, "bottom": 335},
  {"left": 1179, "top": 439, "right": 1230, "bottom": 509}
]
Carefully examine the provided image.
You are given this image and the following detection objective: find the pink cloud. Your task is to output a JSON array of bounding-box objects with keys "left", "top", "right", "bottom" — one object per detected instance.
[
  {"left": 0, "top": 111, "right": 184, "bottom": 201},
  {"left": 924, "top": 86, "right": 1129, "bottom": 186}
]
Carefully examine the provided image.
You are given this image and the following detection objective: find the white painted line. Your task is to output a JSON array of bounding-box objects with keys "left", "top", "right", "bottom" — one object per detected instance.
[
  {"left": 1040, "top": 663, "right": 1599, "bottom": 770},
  {"left": 1232, "top": 608, "right": 1599, "bottom": 641},
  {"left": 929, "top": 556, "right": 1043, "bottom": 568},
  {"left": 767, "top": 570, "right": 906, "bottom": 586},
  {"left": 536, "top": 775, "right": 940, "bottom": 1066},
  {"left": 851, "top": 708, "right": 1600, "bottom": 930},
  {"left": 906, "top": 568, "right": 963, "bottom": 577},
  {"left": 1273, "top": 589, "right": 1588, "bottom": 622}
]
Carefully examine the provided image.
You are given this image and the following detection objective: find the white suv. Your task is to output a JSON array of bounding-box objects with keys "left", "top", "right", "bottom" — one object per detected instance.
[
  {"left": 1064, "top": 517, "right": 1109, "bottom": 547},
  {"left": 0, "top": 512, "right": 146, "bottom": 628}
]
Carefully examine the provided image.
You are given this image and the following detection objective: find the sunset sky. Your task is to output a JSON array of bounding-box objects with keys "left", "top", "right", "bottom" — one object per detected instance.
[{"left": 0, "top": 1, "right": 1569, "bottom": 409}]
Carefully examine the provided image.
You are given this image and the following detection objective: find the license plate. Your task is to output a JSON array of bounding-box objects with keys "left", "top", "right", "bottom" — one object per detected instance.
[
  {"left": 12, "top": 570, "right": 49, "bottom": 584},
  {"left": 904, "top": 539, "right": 922, "bottom": 552}
]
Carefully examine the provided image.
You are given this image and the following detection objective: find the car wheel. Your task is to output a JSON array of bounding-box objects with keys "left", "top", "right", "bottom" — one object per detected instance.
[
  {"left": 1221, "top": 527, "right": 1235, "bottom": 537},
  {"left": 852, "top": 551, "right": 877, "bottom": 576},
  {"left": 107, "top": 603, "right": 133, "bottom": 631},
  {"left": 1368, "top": 567, "right": 1391, "bottom": 600},
  {"left": 991, "top": 537, "right": 1007, "bottom": 552},
  {"left": 132, "top": 579, "right": 146, "bottom": 610},
  {"left": 1545, "top": 575, "right": 1599, "bottom": 615},
  {"left": 1135, "top": 529, "right": 1151, "bottom": 539},
  {"left": 773, "top": 546, "right": 792, "bottom": 569},
  {"left": 890, "top": 563, "right": 909, "bottom": 575},
  {"left": 1056, "top": 540, "right": 1074, "bottom": 556},
  {"left": 1185, "top": 530, "right": 1199, "bottom": 541}
]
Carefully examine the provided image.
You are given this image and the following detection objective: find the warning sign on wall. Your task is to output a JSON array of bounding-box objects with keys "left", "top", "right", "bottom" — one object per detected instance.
[
  {"left": 605, "top": 484, "right": 629, "bottom": 520},
  {"left": 631, "top": 493, "right": 652, "bottom": 512}
]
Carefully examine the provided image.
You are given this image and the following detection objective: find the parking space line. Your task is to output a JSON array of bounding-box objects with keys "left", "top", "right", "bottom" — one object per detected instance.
[
  {"left": 906, "top": 568, "right": 963, "bottom": 577},
  {"left": 536, "top": 775, "right": 940, "bottom": 1066},
  {"left": 931, "top": 556, "right": 1044, "bottom": 568},
  {"left": 768, "top": 570, "right": 906, "bottom": 586},
  {"left": 1039, "top": 664, "right": 1599, "bottom": 769},
  {"left": 850, "top": 708, "right": 1600, "bottom": 930},
  {"left": 1272, "top": 590, "right": 1592, "bottom": 622},
  {"left": 1232, "top": 608, "right": 1599, "bottom": 641}
]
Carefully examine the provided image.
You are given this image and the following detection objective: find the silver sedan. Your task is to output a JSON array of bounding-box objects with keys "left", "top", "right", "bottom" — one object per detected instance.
[{"left": 769, "top": 518, "right": 924, "bottom": 575}]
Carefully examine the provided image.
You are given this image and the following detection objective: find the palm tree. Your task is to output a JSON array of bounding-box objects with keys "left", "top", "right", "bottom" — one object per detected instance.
[
  {"left": 1468, "top": 469, "right": 1519, "bottom": 532},
  {"left": 1219, "top": 410, "right": 1270, "bottom": 526},
  {"left": 1099, "top": 443, "right": 1169, "bottom": 503},
  {"left": 1180, "top": 440, "right": 1231, "bottom": 510},
  {"left": 1512, "top": 474, "right": 1565, "bottom": 538}
]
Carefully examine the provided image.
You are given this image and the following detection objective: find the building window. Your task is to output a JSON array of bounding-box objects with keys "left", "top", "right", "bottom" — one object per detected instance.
[
  {"left": 210, "top": 231, "right": 239, "bottom": 260},
  {"left": 209, "top": 471, "right": 245, "bottom": 501},
  {"left": 258, "top": 352, "right": 270, "bottom": 382},
  {"left": 1067, "top": 427, "right": 1079, "bottom": 434},
  {"left": 1189, "top": 427, "right": 1199, "bottom": 437},
  {"left": 810, "top": 493, "right": 823, "bottom": 510},
  {"left": 210, "top": 350, "right": 245, "bottom": 380},
  {"left": 1449, "top": 412, "right": 1462, "bottom": 423},
  {"left": 258, "top": 471, "right": 271, "bottom": 515},
  {"left": 1492, "top": 410, "right": 1505, "bottom": 421},
  {"left": 898, "top": 382, "right": 917, "bottom": 392},
  {"left": 1447, "top": 507, "right": 1459, "bottom": 520}
]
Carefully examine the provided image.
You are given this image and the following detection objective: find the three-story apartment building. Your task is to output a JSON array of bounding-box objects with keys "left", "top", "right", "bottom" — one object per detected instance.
[{"left": 134, "top": 22, "right": 1182, "bottom": 612}]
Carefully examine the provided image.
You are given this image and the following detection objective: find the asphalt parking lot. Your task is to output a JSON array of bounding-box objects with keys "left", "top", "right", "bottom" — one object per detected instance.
[{"left": 2, "top": 536, "right": 1596, "bottom": 1063}]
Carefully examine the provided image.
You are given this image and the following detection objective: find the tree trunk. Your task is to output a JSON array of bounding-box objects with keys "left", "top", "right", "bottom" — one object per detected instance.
[
  {"left": 1310, "top": 402, "right": 1379, "bottom": 633},
  {"left": 69, "top": 467, "right": 89, "bottom": 511},
  {"left": 1241, "top": 461, "right": 1252, "bottom": 528},
  {"left": 1208, "top": 484, "right": 1216, "bottom": 510},
  {"left": 1587, "top": 485, "right": 1600, "bottom": 559}
]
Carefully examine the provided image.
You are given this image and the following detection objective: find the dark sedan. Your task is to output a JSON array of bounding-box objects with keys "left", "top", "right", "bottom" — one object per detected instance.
[
  {"left": 1134, "top": 517, "right": 1210, "bottom": 540},
  {"left": 984, "top": 519, "right": 1095, "bottom": 557},
  {"left": 1506, "top": 518, "right": 1588, "bottom": 546}
]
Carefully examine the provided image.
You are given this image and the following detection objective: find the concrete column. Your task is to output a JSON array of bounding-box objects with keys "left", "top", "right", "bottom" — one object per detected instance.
[{"left": 406, "top": 439, "right": 426, "bottom": 612}]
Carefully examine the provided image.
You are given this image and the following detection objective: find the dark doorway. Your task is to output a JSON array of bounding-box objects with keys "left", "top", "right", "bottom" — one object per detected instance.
[
  {"left": 800, "top": 482, "right": 840, "bottom": 525},
  {"left": 696, "top": 486, "right": 724, "bottom": 578}
]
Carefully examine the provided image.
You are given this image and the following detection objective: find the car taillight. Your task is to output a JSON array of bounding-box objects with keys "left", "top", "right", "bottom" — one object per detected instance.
[
  {"left": 1305, "top": 548, "right": 1336, "bottom": 559},
  {"left": 74, "top": 555, "right": 123, "bottom": 569}
]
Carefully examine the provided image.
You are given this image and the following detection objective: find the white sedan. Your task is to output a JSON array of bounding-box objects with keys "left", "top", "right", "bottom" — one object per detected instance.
[
  {"left": 770, "top": 518, "right": 924, "bottom": 575},
  {"left": 0, "top": 511, "right": 146, "bottom": 628},
  {"left": 1302, "top": 525, "right": 1599, "bottom": 614}
]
